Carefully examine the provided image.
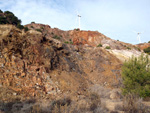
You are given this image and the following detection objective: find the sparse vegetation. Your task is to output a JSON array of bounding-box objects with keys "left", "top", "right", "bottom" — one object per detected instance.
[
  {"left": 24, "top": 27, "right": 29, "bottom": 32},
  {"left": 121, "top": 54, "right": 150, "bottom": 98},
  {"left": 122, "top": 93, "right": 149, "bottom": 113},
  {"left": 64, "top": 41, "right": 73, "bottom": 44},
  {"left": 124, "top": 45, "right": 127, "bottom": 47},
  {"left": 105, "top": 46, "right": 111, "bottom": 49},
  {"left": 127, "top": 47, "right": 131, "bottom": 50},
  {"left": 31, "top": 21, "right": 35, "bottom": 24},
  {"left": 97, "top": 43, "right": 102, "bottom": 47},
  {"left": 17, "top": 24, "right": 24, "bottom": 30},
  {"left": 75, "top": 28, "right": 80, "bottom": 31},
  {"left": 137, "top": 47, "right": 141, "bottom": 51},
  {"left": 52, "top": 35, "right": 61, "bottom": 40},
  {"left": 36, "top": 29, "right": 42, "bottom": 33}
]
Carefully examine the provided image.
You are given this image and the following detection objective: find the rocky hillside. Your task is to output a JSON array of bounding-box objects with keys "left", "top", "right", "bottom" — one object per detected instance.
[
  {"left": 0, "top": 23, "right": 148, "bottom": 112},
  {"left": 0, "top": 23, "right": 144, "bottom": 97}
]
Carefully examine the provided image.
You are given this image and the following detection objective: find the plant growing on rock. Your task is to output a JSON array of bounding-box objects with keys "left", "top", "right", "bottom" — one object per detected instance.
[
  {"left": 97, "top": 44, "right": 102, "bottom": 47},
  {"left": 36, "top": 29, "right": 42, "bottom": 33},
  {"left": 0, "top": 10, "right": 27, "bottom": 31},
  {"left": 105, "top": 46, "right": 111, "bottom": 49},
  {"left": 121, "top": 54, "right": 150, "bottom": 98},
  {"left": 64, "top": 41, "right": 73, "bottom": 44},
  {"left": 52, "top": 35, "right": 61, "bottom": 40},
  {"left": 127, "top": 47, "right": 131, "bottom": 50}
]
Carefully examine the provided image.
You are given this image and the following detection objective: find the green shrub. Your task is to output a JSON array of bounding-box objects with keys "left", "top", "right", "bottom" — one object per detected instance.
[
  {"left": 31, "top": 21, "right": 35, "bottom": 24},
  {"left": 97, "top": 44, "right": 102, "bottom": 47},
  {"left": 127, "top": 47, "right": 131, "bottom": 50},
  {"left": 148, "top": 41, "right": 150, "bottom": 43},
  {"left": 0, "top": 10, "right": 22, "bottom": 27},
  {"left": 144, "top": 47, "right": 150, "bottom": 54},
  {"left": 0, "top": 16, "right": 8, "bottom": 24},
  {"left": 105, "top": 46, "right": 111, "bottom": 49},
  {"left": 36, "top": 29, "right": 42, "bottom": 33},
  {"left": 17, "top": 24, "right": 24, "bottom": 30},
  {"left": 64, "top": 41, "right": 73, "bottom": 44},
  {"left": 137, "top": 47, "right": 141, "bottom": 51},
  {"left": 24, "top": 27, "right": 29, "bottom": 32},
  {"left": 121, "top": 54, "right": 150, "bottom": 98},
  {"left": 75, "top": 28, "right": 79, "bottom": 31},
  {"left": 52, "top": 35, "right": 61, "bottom": 40}
]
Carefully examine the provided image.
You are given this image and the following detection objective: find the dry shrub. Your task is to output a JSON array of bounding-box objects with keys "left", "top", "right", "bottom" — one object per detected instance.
[
  {"left": 123, "top": 93, "right": 149, "bottom": 113},
  {"left": 89, "top": 92, "right": 101, "bottom": 111},
  {"left": 51, "top": 97, "right": 73, "bottom": 113}
]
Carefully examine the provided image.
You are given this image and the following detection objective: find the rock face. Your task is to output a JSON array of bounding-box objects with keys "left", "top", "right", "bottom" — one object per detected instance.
[{"left": 0, "top": 24, "right": 143, "bottom": 98}]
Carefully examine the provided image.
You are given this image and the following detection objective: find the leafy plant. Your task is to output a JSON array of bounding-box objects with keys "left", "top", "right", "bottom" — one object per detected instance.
[
  {"left": 148, "top": 41, "right": 150, "bottom": 43},
  {"left": 121, "top": 54, "right": 150, "bottom": 98}
]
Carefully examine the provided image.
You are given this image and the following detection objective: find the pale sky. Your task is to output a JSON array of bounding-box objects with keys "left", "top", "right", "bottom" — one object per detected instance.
[{"left": 0, "top": 0, "right": 150, "bottom": 44}]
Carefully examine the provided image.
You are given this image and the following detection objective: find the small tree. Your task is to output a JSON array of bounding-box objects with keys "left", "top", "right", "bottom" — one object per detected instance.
[
  {"left": 121, "top": 54, "right": 150, "bottom": 98},
  {"left": 144, "top": 47, "right": 150, "bottom": 55}
]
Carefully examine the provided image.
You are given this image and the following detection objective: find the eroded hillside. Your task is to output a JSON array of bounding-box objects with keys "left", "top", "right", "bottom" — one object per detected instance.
[
  {"left": 0, "top": 24, "right": 125, "bottom": 98},
  {"left": 0, "top": 24, "right": 148, "bottom": 112}
]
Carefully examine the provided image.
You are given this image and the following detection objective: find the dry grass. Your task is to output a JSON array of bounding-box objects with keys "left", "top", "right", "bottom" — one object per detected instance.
[{"left": 122, "top": 93, "right": 150, "bottom": 113}]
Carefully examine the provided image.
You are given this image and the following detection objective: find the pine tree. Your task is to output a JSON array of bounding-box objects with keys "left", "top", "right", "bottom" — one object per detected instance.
[{"left": 122, "top": 54, "right": 150, "bottom": 98}]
